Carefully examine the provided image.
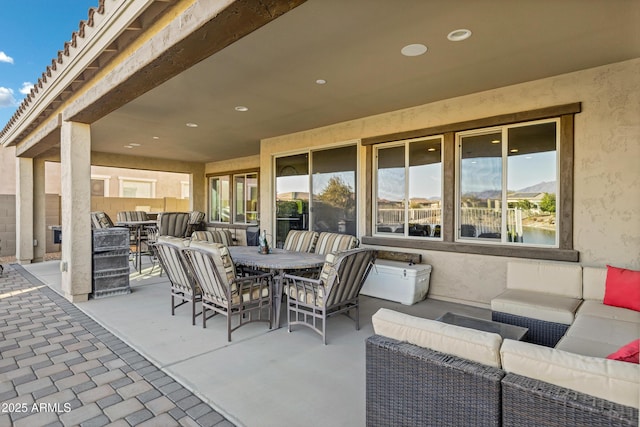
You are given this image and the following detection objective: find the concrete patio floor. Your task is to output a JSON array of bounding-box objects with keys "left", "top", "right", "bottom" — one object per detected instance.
[{"left": 20, "top": 258, "right": 491, "bottom": 427}]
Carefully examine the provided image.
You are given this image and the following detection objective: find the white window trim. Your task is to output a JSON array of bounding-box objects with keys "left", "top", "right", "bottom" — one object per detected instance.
[
  {"left": 180, "top": 180, "right": 190, "bottom": 199},
  {"left": 118, "top": 177, "right": 157, "bottom": 198}
]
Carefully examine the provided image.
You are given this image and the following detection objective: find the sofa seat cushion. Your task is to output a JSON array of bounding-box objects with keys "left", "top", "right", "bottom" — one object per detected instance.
[
  {"left": 501, "top": 339, "right": 640, "bottom": 409},
  {"left": 576, "top": 300, "right": 640, "bottom": 323},
  {"left": 372, "top": 308, "right": 502, "bottom": 368},
  {"left": 556, "top": 314, "right": 640, "bottom": 357},
  {"left": 555, "top": 335, "right": 622, "bottom": 359},
  {"left": 491, "top": 289, "right": 581, "bottom": 324}
]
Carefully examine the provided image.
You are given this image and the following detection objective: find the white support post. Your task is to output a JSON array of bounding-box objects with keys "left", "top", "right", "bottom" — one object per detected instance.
[
  {"left": 16, "top": 157, "right": 34, "bottom": 264},
  {"left": 60, "top": 121, "right": 92, "bottom": 302}
]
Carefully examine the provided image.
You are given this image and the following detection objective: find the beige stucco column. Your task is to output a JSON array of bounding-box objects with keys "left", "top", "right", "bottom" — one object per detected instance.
[
  {"left": 60, "top": 121, "right": 92, "bottom": 302},
  {"left": 33, "top": 158, "right": 46, "bottom": 263},
  {"left": 190, "top": 167, "right": 206, "bottom": 211},
  {"left": 15, "top": 157, "right": 34, "bottom": 264}
]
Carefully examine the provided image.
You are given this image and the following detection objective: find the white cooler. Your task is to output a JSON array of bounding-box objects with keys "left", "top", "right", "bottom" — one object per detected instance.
[{"left": 361, "top": 260, "right": 432, "bottom": 305}]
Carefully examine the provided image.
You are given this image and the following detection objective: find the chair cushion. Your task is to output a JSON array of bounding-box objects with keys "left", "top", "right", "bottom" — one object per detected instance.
[
  {"left": 501, "top": 339, "right": 640, "bottom": 409},
  {"left": 157, "top": 236, "right": 190, "bottom": 247},
  {"left": 314, "top": 232, "right": 358, "bottom": 255},
  {"left": 191, "top": 230, "right": 233, "bottom": 246},
  {"left": 91, "top": 212, "right": 114, "bottom": 229},
  {"left": 283, "top": 230, "right": 318, "bottom": 253},
  {"left": 287, "top": 285, "right": 324, "bottom": 307},
  {"left": 372, "top": 308, "right": 503, "bottom": 368},
  {"left": 491, "top": 289, "right": 582, "bottom": 324},
  {"left": 117, "top": 211, "right": 149, "bottom": 222},
  {"left": 603, "top": 265, "right": 640, "bottom": 311},
  {"left": 318, "top": 252, "right": 339, "bottom": 284},
  {"left": 189, "top": 241, "right": 236, "bottom": 283},
  {"left": 507, "top": 260, "right": 582, "bottom": 298}
]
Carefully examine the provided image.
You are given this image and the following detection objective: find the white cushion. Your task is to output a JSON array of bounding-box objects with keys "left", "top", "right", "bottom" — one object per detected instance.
[
  {"left": 507, "top": 261, "right": 582, "bottom": 298},
  {"left": 576, "top": 300, "right": 640, "bottom": 323},
  {"left": 555, "top": 335, "right": 623, "bottom": 359},
  {"left": 582, "top": 267, "right": 607, "bottom": 301},
  {"left": 563, "top": 315, "right": 640, "bottom": 348},
  {"left": 491, "top": 289, "right": 582, "bottom": 324},
  {"left": 501, "top": 339, "right": 640, "bottom": 409},
  {"left": 372, "top": 308, "right": 502, "bottom": 368}
]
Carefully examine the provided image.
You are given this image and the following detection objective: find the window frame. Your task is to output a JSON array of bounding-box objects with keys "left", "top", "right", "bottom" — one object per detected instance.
[
  {"left": 273, "top": 142, "right": 359, "bottom": 246},
  {"left": 454, "top": 118, "right": 560, "bottom": 247},
  {"left": 207, "top": 169, "right": 260, "bottom": 225},
  {"left": 373, "top": 135, "right": 444, "bottom": 240},
  {"left": 361, "top": 103, "right": 579, "bottom": 262}
]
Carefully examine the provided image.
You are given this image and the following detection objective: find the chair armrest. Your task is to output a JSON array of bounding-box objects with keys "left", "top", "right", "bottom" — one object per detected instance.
[{"left": 283, "top": 273, "right": 322, "bottom": 286}]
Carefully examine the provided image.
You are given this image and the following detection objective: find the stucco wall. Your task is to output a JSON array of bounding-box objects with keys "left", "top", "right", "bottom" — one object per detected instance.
[
  {"left": 0, "top": 146, "right": 16, "bottom": 194},
  {"left": 260, "top": 59, "right": 640, "bottom": 307}
]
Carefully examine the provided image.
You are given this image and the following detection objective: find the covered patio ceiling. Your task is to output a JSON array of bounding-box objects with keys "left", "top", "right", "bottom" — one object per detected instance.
[{"left": 65, "top": 1, "right": 640, "bottom": 162}]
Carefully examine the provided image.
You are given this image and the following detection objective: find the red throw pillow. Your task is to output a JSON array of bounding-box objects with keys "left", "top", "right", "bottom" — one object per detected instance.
[
  {"left": 607, "top": 340, "right": 640, "bottom": 364},
  {"left": 602, "top": 265, "right": 640, "bottom": 312}
]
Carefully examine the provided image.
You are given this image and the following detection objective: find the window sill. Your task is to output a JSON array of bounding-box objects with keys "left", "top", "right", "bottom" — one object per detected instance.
[{"left": 361, "top": 236, "right": 579, "bottom": 262}]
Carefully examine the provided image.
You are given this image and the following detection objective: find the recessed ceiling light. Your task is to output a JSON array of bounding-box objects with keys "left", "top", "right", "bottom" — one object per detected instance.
[
  {"left": 491, "top": 139, "right": 501, "bottom": 144},
  {"left": 152, "top": 136, "right": 159, "bottom": 140},
  {"left": 447, "top": 29, "right": 472, "bottom": 42},
  {"left": 427, "top": 148, "right": 436, "bottom": 152},
  {"left": 401, "top": 43, "right": 427, "bottom": 57},
  {"left": 315, "top": 79, "right": 327, "bottom": 85},
  {"left": 234, "top": 106, "right": 249, "bottom": 112},
  {"left": 129, "top": 143, "right": 141, "bottom": 147},
  {"left": 124, "top": 145, "right": 133, "bottom": 149},
  {"left": 186, "top": 122, "right": 198, "bottom": 128},
  {"left": 510, "top": 148, "right": 519, "bottom": 153}
]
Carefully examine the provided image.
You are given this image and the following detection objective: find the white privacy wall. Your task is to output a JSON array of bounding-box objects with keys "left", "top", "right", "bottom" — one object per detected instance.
[{"left": 259, "top": 59, "right": 640, "bottom": 306}]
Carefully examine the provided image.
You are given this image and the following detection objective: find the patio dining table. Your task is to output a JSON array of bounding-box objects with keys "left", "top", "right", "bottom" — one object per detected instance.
[
  {"left": 115, "top": 220, "right": 158, "bottom": 273},
  {"left": 229, "top": 246, "right": 326, "bottom": 328}
]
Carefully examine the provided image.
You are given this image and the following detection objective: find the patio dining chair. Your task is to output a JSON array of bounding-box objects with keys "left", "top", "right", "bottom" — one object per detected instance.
[
  {"left": 186, "top": 210, "right": 206, "bottom": 237},
  {"left": 154, "top": 236, "right": 202, "bottom": 325},
  {"left": 283, "top": 248, "right": 377, "bottom": 344},
  {"left": 182, "top": 241, "right": 273, "bottom": 342},
  {"left": 156, "top": 212, "right": 190, "bottom": 238},
  {"left": 283, "top": 230, "right": 319, "bottom": 253}
]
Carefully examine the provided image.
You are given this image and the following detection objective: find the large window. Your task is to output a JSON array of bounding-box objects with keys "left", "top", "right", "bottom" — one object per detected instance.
[
  {"left": 362, "top": 103, "right": 579, "bottom": 261},
  {"left": 234, "top": 172, "right": 259, "bottom": 223},
  {"left": 275, "top": 145, "right": 357, "bottom": 248},
  {"left": 457, "top": 120, "right": 558, "bottom": 246},
  {"left": 209, "top": 172, "right": 258, "bottom": 224},
  {"left": 375, "top": 137, "right": 443, "bottom": 238}
]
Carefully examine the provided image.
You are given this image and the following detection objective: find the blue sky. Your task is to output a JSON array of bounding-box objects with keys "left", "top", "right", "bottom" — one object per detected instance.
[{"left": 0, "top": 0, "right": 97, "bottom": 128}]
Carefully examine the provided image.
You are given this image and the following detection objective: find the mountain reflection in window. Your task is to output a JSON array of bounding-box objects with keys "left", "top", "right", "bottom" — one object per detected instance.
[{"left": 459, "top": 121, "right": 558, "bottom": 246}]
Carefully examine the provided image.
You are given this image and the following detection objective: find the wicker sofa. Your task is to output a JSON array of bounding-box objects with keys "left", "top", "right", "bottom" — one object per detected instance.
[{"left": 366, "top": 262, "right": 640, "bottom": 427}]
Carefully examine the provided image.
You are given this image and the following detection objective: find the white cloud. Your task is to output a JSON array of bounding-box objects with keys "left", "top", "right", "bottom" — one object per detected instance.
[
  {"left": 0, "top": 51, "right": 14, "bottom": 64},
  {"left": 0, "top": 87, "right": 17, "bottom": 108},
  {"left": 19, "top": 82, "right": 34, "bottom": 95}
]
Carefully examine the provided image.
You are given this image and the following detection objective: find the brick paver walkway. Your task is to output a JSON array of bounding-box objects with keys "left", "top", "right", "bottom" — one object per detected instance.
[{"left": 0, "top": 264, "right": 234, "bottom": 427}]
